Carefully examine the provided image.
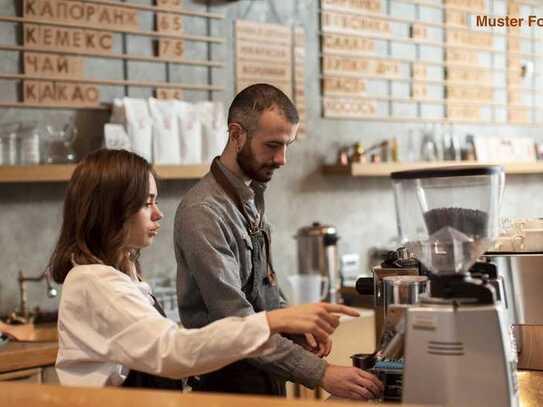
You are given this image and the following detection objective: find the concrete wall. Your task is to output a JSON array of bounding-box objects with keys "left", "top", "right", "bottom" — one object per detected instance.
[{"left": 1, "top": 0, "right": 542, "bottom": 316}]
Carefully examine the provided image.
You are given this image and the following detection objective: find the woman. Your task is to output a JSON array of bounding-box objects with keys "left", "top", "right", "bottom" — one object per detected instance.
[{"left": 49, "top": 149, "right": 358, "bottom": 390}]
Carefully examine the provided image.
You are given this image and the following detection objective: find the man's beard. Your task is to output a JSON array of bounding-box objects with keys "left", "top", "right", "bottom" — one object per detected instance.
[{"left": 236, "top": 139, "right": 278, "bottom": 183}]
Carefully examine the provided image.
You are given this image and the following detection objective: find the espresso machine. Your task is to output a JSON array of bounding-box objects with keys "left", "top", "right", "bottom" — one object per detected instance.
[{"left": 391, "top": 166, "right": 519, "bottom": 407}]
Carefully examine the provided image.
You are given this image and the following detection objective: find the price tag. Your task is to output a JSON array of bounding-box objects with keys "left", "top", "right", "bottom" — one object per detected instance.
[
  {"left": 156, "top": 0, "right": 181, "bottom": 10},
  {"left": 155, "top": 88, "right": 183, "bottom": 100},
  {"left": 156, "top": 13, "right": 183, "bottom": 34},
  {"left": 157, "top": 38, "right": 184, "bottom": 60}
]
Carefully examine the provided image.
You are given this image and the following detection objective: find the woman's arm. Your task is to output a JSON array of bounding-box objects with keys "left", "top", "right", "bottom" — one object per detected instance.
[{"left": 59, "top": 266, "right": 358, "bottom": 379}]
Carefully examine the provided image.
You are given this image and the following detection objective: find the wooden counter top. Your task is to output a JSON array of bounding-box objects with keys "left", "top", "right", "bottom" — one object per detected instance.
[
  {"left": 0, "top": 341, "right": 58, "bottom": 373},
  {"left": 1, "top": 368, "right": 541, "bottom": 406},
  {"left": 0, "top": 382, "right": 426, "bottom": 407}
]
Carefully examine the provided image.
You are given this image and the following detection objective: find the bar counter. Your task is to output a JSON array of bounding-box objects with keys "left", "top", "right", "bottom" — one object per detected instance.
[
  {"left": 0, "top": 382, "right": 426, "bottom": 407},
  {"left": 2, "top": 373, "right": 543, "bottom": 407}
]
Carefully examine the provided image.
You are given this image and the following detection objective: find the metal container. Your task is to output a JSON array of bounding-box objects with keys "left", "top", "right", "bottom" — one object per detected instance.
[
  {"left": 484, "top": 252, "right": 543, "bottom": 370},
  {"left": 295, "top": 222, "right": 341, "bottom": 303},
  {"left": 383, "top": 275, "right": 429, "bottom": 313},
  {"left": 483, "top": 253, "right": 543, "bottom": 325}
]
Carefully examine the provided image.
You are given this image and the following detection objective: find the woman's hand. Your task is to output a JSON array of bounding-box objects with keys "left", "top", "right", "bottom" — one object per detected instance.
[{"left": 266, "top": 303, "right": 360, "bottom": 344}]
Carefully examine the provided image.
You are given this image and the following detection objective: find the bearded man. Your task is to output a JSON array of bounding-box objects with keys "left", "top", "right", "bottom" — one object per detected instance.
[{"left": 174, "top": 84, "right": 382, "bottom": 400}]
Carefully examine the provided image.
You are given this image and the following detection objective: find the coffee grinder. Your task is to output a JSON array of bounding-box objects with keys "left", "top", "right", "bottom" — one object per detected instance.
[{"left": 391, "top": 166, "right": 519, "bottom": 407}]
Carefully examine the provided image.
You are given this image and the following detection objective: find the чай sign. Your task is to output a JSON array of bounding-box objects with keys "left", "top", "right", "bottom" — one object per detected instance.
[{"left": 24, "top": 52, "right": 83, "bottom": 79}]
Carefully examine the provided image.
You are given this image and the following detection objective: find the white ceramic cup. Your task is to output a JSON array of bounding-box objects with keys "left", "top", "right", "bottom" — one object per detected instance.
[{"left": 288, "top": 275, "right": 329, "bottom": 305}]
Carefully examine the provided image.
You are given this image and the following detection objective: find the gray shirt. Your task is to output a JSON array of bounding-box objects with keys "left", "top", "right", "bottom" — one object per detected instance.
[{"left": 174, "top": 161, "right": 327, "bottom": 389}]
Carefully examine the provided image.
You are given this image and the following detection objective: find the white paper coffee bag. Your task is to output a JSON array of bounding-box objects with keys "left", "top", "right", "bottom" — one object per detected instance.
[
  {"left": 175, "top": 101, "right": 202, "bottom": 164},
  {"left": 123, "top": 98, "right": 153, "bottom": 162},
  {"left": 149, "top": 98, "right": 181, "bottom": 164},
  {"left": 199, "top": 101, "right": 228, "bottom": 163}
]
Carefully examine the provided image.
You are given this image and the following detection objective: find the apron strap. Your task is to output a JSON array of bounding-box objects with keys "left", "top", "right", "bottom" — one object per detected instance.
[
  {"left": 211, "top": 158, "right": 261, "bottom": 233},
  {"left": 210, "top": 158, "right": 277, "bottom": 292}
]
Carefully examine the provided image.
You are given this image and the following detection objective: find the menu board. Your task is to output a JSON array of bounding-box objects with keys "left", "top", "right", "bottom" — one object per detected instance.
[
  {"left": 235, "top": 20, "right": 307, "bottom": 137},
  {"left": 293, "top": 27, "right": 306, "bottom": 139},
  {"left": 319, "top": 0, "right": 543, "bottom": 125},
  {"left": 0, "top": 0, "right": 223, "bottom": 108}
]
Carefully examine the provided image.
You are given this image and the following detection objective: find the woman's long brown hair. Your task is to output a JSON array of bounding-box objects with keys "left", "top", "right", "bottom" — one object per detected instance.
[{"left": 49, "top": 149, "right": 155, "bottom": 284}]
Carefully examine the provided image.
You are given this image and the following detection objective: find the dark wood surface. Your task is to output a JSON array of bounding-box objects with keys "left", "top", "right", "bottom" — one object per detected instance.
[{"left": 0, "top": 341, "right": 58, "bottom": 373}]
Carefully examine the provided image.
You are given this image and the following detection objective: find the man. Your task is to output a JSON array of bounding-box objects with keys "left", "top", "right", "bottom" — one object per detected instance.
[{"left": 174, "top": 84, "right": 382, "bottom": 400}]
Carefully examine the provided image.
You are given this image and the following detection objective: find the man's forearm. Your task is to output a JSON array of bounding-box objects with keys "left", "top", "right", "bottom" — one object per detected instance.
[{"left": 246, "top": 333, "right": 327, "bottom": 389}]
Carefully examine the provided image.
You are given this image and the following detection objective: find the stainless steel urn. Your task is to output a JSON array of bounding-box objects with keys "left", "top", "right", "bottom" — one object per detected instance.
[{"left": 295, "top": 222, "right": 342, "bottom": 303}]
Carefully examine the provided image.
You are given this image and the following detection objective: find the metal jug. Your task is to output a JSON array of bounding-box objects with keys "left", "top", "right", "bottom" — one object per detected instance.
[{"left": 295, "top": 222, "right": 342, "bottom": 303}]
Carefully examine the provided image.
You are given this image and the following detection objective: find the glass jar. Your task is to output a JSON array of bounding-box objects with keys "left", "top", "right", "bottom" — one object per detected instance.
[
  {"left": 45, "top": 123, "right": 77, "bottom": 164},
  {"left": 19, "top": 123, "right": 41, "bottom": 165},
  {"left": 1, "top": 131, "right": 18, "bottom": 166}
]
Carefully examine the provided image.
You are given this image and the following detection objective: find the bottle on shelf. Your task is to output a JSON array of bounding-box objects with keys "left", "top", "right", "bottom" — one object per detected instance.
[
  {"left": 420, "top": 126, "right": 438, "bottom": 162},
  {"left": 350, "top": 142, "right": 366, "bottom": 163},
  {"left": 461, "top": 134, "right": 477, "bottom": 161}
]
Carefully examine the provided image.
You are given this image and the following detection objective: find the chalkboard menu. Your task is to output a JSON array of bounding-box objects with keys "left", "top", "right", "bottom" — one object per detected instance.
[{"left": 319, "top": 0, "right": 543, "bottom": 125}]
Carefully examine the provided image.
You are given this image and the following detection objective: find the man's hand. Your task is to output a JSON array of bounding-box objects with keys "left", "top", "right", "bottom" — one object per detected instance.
[
  {"left": 300, "top": 333, "right": 332, "bottom": 357},
  {"left": 320, "top": 364, "right": 384, "bottom": 401}
]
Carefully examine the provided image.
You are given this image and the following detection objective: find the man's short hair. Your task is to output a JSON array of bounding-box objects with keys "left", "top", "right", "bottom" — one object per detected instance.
[{"left": 227, "top": 83, "right": 299, "bottom": 131}]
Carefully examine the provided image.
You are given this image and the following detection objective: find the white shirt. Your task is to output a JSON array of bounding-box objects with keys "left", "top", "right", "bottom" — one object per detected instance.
[{"left": 56, "top": 264, "right": 272, "bottom": 387}]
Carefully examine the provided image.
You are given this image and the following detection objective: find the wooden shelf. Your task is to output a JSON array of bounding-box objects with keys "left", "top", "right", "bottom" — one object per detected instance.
[
  {"left": 322, "top": 161, "right": 543, "bottom": 177},
  {"left": 0, "top": 164, "right": 209, "bottom": 183}
]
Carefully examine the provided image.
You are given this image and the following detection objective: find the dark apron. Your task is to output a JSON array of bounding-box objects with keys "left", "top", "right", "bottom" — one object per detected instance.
[
  {"left": 122, "top": 295, "right": 183, "bottom": 391},
  {"left": 193, "top": 158, "right": 285, "bottom": 396}
]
